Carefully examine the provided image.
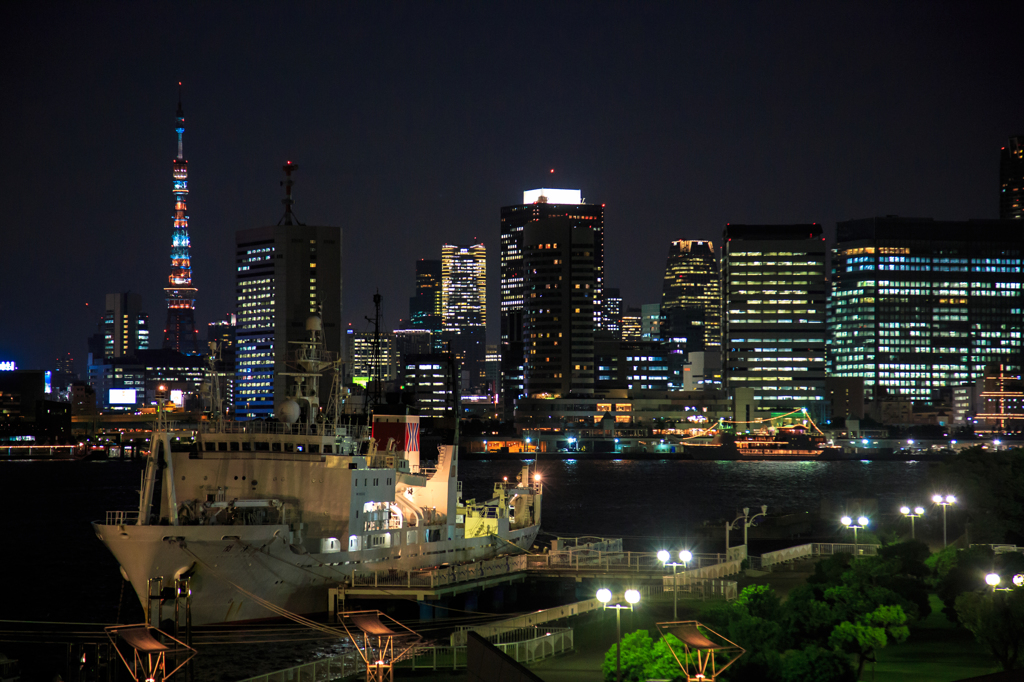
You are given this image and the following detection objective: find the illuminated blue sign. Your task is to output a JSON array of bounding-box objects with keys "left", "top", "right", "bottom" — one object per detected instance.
[{"left": 0, "top": 361, "right": 16, "bottom": 371}]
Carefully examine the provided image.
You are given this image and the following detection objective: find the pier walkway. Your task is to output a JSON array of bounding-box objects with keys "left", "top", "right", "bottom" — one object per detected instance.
[{"left": 332, "top": 541, "right": 738, "bottom": 607}]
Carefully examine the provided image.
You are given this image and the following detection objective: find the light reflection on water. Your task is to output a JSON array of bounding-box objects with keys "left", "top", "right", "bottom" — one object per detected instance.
[{"left": 460, "top": 458, "right": 933, "bottom": 544}]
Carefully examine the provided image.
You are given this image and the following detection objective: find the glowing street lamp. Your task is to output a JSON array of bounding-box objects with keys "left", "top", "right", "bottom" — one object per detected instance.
[
  {"left": 658, "top": 549, "right": 693, "bottom": 620},
  {"left": 841, "top": 515, "right": 869, "bottom": 555},
  {"left": 932, "top": 494, "right": 956, "bottom": 547},
  {"left": 986, "top": 573, "right": 1002, "bottom": 592},
  {"left": 899, "top": 505, "right": 925, "bottom": 540},
  {"left": 597, "top": 588, "right": 641, "bottom": 682}
]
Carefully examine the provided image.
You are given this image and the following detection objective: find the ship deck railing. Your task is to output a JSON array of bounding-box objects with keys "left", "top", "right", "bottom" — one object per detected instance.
[
  {"left": 351, "top": 554, "right": 528, "bottom": 589},
  {"left": 197, "top": 421, "right": 369, "bottom": 438},
  {"left": 104, "top": 510, "right": 141, "bottom": 526}
]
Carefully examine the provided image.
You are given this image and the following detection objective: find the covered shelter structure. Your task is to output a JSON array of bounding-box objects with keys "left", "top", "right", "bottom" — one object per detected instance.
[
  {"left": 104, "top": 624, "right": 196, "bottom": 682},
  {"left": 656, "top": 620, "right": 744, "bottom": 681},
  {"left": 338, "top": 610, "right": 422, "bottom": 682}
]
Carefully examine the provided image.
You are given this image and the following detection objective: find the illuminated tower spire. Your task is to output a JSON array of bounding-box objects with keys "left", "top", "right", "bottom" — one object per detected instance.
[{"left": 163, "top": 83, "right": 198, "bottom": 354}]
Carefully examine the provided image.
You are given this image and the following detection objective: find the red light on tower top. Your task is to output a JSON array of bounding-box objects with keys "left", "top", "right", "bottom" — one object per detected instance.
[{"left": 550, "top": 168, "right": 554, "bottom": 173}]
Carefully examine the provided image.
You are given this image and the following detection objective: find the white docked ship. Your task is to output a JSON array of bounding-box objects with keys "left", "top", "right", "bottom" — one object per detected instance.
[{"left": 92, "top": 316, "right": 543, "bottom": 625}]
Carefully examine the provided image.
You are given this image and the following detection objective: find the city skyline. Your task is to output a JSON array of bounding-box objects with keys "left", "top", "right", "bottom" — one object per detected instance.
[{"left": 3, "top": 3, "right": 1023, "bottom": 372}]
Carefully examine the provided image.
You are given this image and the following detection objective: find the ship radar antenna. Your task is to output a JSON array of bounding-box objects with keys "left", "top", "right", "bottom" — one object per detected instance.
[{"left": 278, "top": 161, "right": 304, "bottom": 226}]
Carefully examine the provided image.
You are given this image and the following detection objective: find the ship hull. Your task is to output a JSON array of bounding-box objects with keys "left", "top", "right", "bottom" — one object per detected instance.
[{"left": 93, "top": 520, "right": 539, "bottom": 625}]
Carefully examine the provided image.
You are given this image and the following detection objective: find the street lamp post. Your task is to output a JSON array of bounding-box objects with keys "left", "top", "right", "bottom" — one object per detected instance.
[
  {"left": 932, "top": 494, "right": 956, "bottom": 547},
  {"left": 841, "top": 515, "right": 869, "bottom": 555},
  {"left": 657, "top": 549, "right": 692, "bottom": 620},
  {"left": 597, "top": 588, "right": 640, "bottom": 682},
  {"left": 899, "top": 506, "right": 925, "bottom": 540},
  {"left": 725, "top": 505, "right": 768, "bottom": 553}
]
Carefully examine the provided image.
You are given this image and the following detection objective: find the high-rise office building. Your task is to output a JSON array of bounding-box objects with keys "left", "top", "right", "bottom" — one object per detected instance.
[
  {"left": 441, "top": 243, "right": 486, "bottom": 388},
  {"left": 1001, "top": 136, "right": 1024, "bottom": 220},
  {"left": 441, "top": 244, "right": 486, "bottom": 332},
  {"left": 207, "top": 314, "right": 238, "bottom": 416},
  {"left": 620, "top": 308, "right": 643, "bottom": 341},
  {"left": 604, "top": 287, "right": 623, "bottom": 338},
  {"left": 521, "top": 217, "right": 598, "bottom": 399},
  {"left": 409, "top": 259, "right": 443, "bottom": 332},
  {"left": 661, "top": 240, "right": 721, "bottom": 351},
  {"left": 500, "top": 190, "right": 604, "bottom": 411},
  {"left": 393, "top": 329, "right": 433, "bottom": 372},
  {"left": 234, "top": 163, "right": 342, "bottom": 419},
  {"left": 723, "top": 224, "right": 827, "bottom": 411},
  {"left": 163, "top": 90, "right": 198, "bottom": 354},
  {"left": 640, "top": 304, "right": 664, "bottom": 340},
  {"left": 400, "top": 354, "right": 453, "bottom": 417},
  {"left": 347, "top": 330, "right": 397, "bottom": 384},
  {"left": 93, "top": 292, "right": 150, "bottom": 360},
  {"left": 829, "top": 217, "right": 1022, "bottom": 403}
]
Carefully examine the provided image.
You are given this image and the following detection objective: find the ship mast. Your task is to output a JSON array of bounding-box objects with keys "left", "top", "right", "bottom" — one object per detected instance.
[{"left": 363, "top": 292, "right": 383, "bottom": 418}]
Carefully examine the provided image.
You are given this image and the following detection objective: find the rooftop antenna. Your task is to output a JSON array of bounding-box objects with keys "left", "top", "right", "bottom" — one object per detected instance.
[{"left": 278, "top": 161, "right": 304, "bottom": 226}]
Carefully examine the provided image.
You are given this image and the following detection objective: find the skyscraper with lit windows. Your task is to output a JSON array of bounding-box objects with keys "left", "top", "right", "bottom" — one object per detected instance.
[
  {"left": 234, "top": 163, "right": 342, "bottom": 419},
  {"left": 521, "top": 217, "right": 598, "bottom": 399},
  {"left": 722, "top": 224, "right": 827, "bottom": 411},
  {"left": 829, "top": 217, "right": 1022, "bottom": 403},
  {"left": 499, "top": 190, "right": 604, "bottom": 412},
  {"left": 661, "top": 240, "right": 721, "bottom": 351},
  {"left": 409, "top": 259, "right": 442, "bottom": 333},
  {"left": 442, "top": 244, "right": 486, "bottom": 332},
  {"left": 441, "top": 243, "right": 486, "bottom": 389},
  {"left": 1001, "top": 136, "right": 1024, "bottom": 220}
]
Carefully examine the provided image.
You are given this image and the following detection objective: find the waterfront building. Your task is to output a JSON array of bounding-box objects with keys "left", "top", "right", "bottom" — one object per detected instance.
[
  {"left": 163, "top": 90, "right": 199, "bottom": 354},
  {"left": 594, "top": 339, "right": 670, "bottom": 392},
  {"left": 409, "top": 259, "right": 443, "bottom": 333},
  {"left": 513, "top": 389, "right": 756, "bottom": 439},
  {"left": 661, "top": 240, "right": 722, "bottom": 351},
  {"left": 88, "top": 348, "right": 206, "bottom": 412},
  {"left": 0, "top": 370, "right": 69, "bottom": 442},
  {"left": 722, "top": 224, "right": 827, "bottom": 412},
  {"left": 829, "top": 217, "right": 1022, "bottom": 404},
  {"left": 681, "top": 351, "right": 723, "bottom": 392},
  {"left": 976, "top": 363, "right": 1024, "bottom": 433},
  {"left": 825, "top": 377, "right": 865, "bottom": 421},
  {"left": 234, "top": 163, "right": 343, "bottom": 419},
  {"left": 1001, "top": 135, "right": 1024, "bottom": 220},
  {"left": 521, "top": 216, "right": 599, "bottom": 401},
  {"left": 500, "top": 190, "right": 604, "bottom": 413},
  {"left": 441, "top": 243, "right": 487, "bottom": 389}
]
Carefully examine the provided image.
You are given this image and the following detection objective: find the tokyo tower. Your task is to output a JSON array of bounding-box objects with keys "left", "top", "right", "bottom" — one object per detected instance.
[{"left": 163, "top": 84, "right": 198, "bottom": 354}]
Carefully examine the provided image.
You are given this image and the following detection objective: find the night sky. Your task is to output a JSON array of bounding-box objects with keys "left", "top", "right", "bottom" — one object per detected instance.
[{"left": 4, "top": 2, "right": 1022, "bottom": 373}]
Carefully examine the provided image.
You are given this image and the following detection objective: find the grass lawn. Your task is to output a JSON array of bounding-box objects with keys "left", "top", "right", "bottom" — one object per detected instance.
[{"left": 869, "top": 594, "right": 1000, "bottom": 682}]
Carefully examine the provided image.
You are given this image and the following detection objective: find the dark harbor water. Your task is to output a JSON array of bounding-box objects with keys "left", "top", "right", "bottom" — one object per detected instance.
[{"left": 1, "top": 457, "right": 938, "bottom": 680}]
